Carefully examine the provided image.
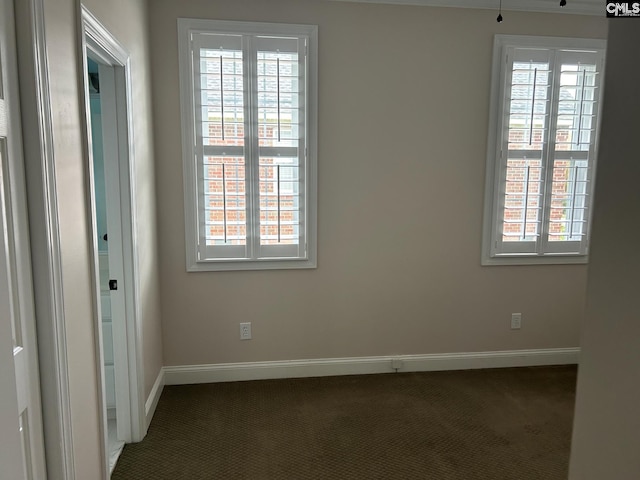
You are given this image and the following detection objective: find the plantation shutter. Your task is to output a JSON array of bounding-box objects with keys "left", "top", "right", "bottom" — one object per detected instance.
[
  {"left": 542, "top": 50, "right": 602, "bottom": 256},
  {"left": 491, "top": 44, "right": 604, "bottom": 258},
  {"left": 254, "top": 35, "right": 307, "bottom": 260},
  {"left": 190, "top": 31, "right": 308, "bottom": 262},
  {"left": 494, "top": 47, "right": 552, "bottom": 256},
  {"left": 193, "top": 33, "right": 248, "bottom": 260}
]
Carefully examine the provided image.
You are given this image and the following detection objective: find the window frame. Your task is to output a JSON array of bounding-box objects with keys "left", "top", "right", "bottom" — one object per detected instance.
[
  {"left": 178, "top": 18, "right": 318, "bottom": 272},
  {"left": 481, "top": 35, "right": 606, "bottom": 266}
]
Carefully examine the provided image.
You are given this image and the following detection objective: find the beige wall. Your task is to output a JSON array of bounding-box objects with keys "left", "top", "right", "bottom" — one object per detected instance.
[
  {"left": 569, "top": 20, "right": 640, "bottom": 479},
  {"left": 28, "top": 0, "right": 162, "bottom": 476},
  {"left": 150, "top": 0, "right": 607, "bottom": 367}
]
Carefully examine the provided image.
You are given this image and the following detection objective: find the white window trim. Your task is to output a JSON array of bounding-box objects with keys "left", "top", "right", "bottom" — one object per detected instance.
[
  {"left": 481, "top": 35, "right": 606, "bottom": 266},
  {"left": 178, "top": 18, "right": 318, "bottom": 272}
]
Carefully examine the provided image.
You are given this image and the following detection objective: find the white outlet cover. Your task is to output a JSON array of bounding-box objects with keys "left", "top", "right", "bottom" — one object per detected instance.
[{"left": 240, "top": 322, "right": 252, "bottom": 340}]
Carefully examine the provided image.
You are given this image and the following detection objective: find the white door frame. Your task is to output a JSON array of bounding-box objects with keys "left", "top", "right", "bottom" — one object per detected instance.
[
  {"left": 0, "top": 0, "right": 46, "bottom": 473},
  {"left": 13, "top": 0, "right": 75, "bottom": 477},
  {"left": 79, "top": 4, "right": 146, "bottom": 474},
  {"left": 13, "top": 1, "right": 146, "bottom": 476}
]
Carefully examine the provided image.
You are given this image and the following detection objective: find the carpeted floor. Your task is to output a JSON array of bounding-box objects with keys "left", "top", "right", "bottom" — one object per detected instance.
[{"left": 112, "top": 365, "right": 577, "bottom": 479}]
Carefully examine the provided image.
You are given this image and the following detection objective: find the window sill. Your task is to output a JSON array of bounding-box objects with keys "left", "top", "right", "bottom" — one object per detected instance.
[
  {"left": 187, "top": 257, "right": 317, "bottom": 272},
  {"left": 481, "top": 254, "right": 588, "bottom": 266}
]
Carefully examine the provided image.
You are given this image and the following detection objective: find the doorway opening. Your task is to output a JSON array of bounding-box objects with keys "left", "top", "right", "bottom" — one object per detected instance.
[
  {"left": 87, "top": 57, "right": 125, "bottom": 471},
  {"left": 81, "top": 6, "right": 145, "bottom": 477}
]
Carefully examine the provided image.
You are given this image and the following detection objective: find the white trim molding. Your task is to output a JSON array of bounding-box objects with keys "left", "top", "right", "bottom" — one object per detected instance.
[
  {"left": 165, "top": 348, "right": 580, "bottom": 385},
  {"left": 145, "top": 369, "right": 165, "bottom": 430},
  {"left": 324, "top": 0, "right": 602, "bottom": 16},
  {"left": 14, "top": 0, "right": 75, "bottom": 478},
  {"left": 80, "top": 5, "right": 146, "bottom": 446}
]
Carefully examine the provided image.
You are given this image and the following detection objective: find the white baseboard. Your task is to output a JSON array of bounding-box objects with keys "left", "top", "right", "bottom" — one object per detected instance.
[
  {"left": 164, "top": 348, "right": 580, "bottom": 386},
  {"left": 145, "top": 368, "right": 165, "bottom": 429}
]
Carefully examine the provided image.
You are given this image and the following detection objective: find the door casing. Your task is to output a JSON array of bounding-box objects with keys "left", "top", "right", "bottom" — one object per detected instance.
[
  {"left": 0, "top": 0, "right": 47, "bottom": 477},
  {"left": 79, "top": 5, "right": 146, "bottom": 477}
]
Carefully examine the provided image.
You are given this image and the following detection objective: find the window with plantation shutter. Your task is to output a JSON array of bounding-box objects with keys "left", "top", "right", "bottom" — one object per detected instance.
[
  {"left": 178, "top": 19, "right": 317, "bottom": 271},
  {"left": 482, "top": 35, "right": 606, "bottom": 265}
]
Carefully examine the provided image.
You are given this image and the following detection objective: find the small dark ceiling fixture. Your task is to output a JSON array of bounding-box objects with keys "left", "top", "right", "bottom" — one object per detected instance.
[{"left": 497, "top": 0, "right": 567, "bottom": 22}]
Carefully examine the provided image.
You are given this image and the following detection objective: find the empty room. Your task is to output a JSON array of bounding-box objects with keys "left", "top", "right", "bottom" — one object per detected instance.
[{"left": 1, "top": 0, "right": 639, "bottom": 479}]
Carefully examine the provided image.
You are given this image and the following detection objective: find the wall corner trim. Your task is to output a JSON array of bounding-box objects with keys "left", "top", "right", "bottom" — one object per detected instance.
[
  {"left": 164, "top": 348, "right": 580, "bottom": 386},
  {"left": 144, "top": 368, "right": 165, "bottom": 432}
]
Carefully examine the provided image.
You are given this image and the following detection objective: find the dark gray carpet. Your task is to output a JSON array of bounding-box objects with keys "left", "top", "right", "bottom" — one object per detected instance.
[{"left": 112, "top": 365, "right": 577, "bottom": 479}]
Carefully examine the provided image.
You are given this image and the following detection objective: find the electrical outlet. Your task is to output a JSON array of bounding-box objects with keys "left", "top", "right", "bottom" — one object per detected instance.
[
  {"left": 240, "top": 322, "right": 252, "bottom": 340},
  {"left": 511, "top": 313, "right": 522, "bottom": 330}
]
